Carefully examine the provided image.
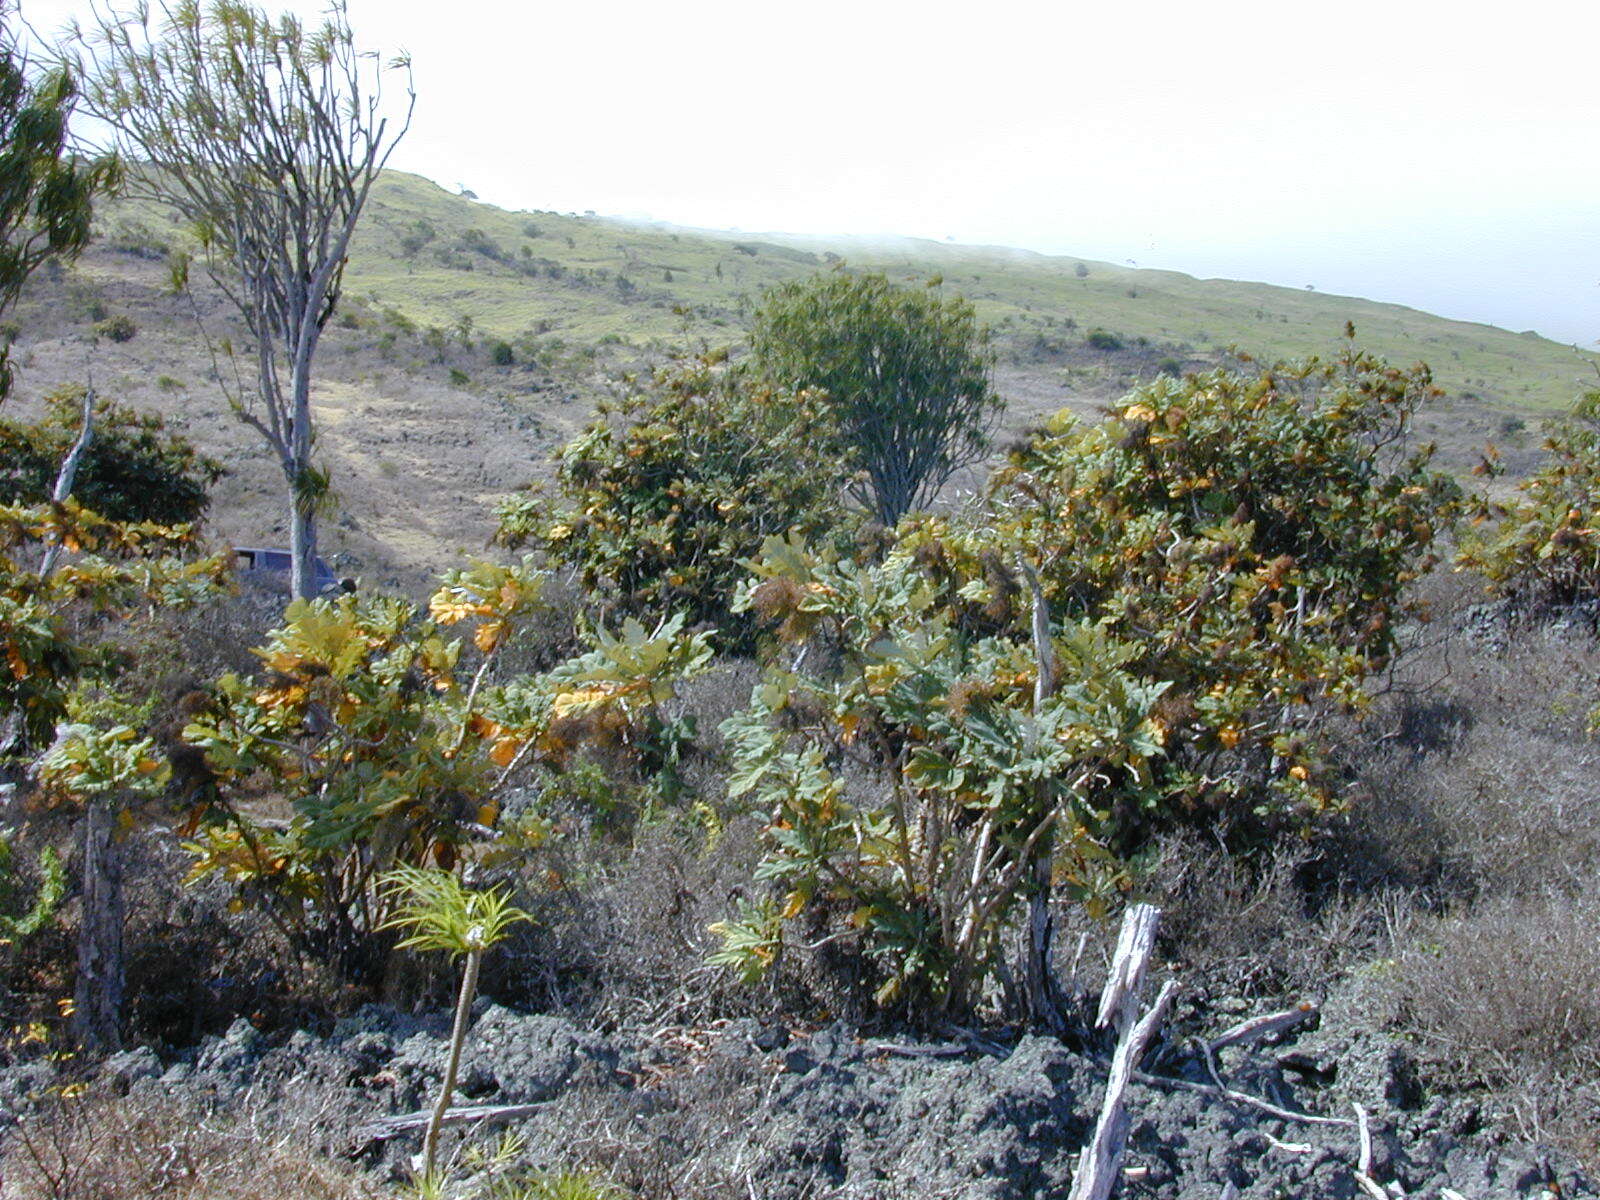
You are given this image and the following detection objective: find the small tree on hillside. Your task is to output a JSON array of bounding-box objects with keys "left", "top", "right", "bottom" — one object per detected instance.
[
  {"left": 0, "top": 10, "right": 116, "bottom": 398},
  {"left": 65, "top": 0, "right": 413, "bottom": 599},
  {"left": 751, "top": 270, "right": 1004, "bottom": 527}
]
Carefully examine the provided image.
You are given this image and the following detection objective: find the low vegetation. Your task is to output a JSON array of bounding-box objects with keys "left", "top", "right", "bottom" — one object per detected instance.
[{"left": 3, "top": 3, "right": 1600, "bottom": 1193}]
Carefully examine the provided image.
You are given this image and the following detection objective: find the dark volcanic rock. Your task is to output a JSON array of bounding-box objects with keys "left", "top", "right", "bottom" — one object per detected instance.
[{"left": 76, "top": 997, "right": 1591, "bottom": 1200}]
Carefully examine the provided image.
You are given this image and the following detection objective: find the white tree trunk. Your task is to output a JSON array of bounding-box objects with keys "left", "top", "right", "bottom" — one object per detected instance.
[{"left": 288, "top": 359, "right": 319, "bottom": 601}]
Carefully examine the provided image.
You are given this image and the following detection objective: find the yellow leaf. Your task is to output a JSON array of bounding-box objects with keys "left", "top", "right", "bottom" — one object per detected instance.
[{"left": 475, "top": 620, "right": 508, "bottom": 654}]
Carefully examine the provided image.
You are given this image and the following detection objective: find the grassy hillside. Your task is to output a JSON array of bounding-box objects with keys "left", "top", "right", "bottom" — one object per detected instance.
[
  {"left": 7, "top": 169, "right": 1590, "bottom": 586},
  {"left": 336, "top": 172, "right": 1596, "bottom": 414}
]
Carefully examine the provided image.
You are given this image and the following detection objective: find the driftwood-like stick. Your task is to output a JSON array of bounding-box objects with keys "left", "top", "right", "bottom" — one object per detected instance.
[
  {"left": 1206, "top": 1002, "right": 1318, "bottom": 1056},
  {"left": 1349, "top": 1101, "right": 1398, "bottom": 1199},
  {"left": 1068, "top": 903, "right": 1172, "bottom": 1200},
  {"left": 1131, "top": 1069, "right": 1356, "bottom": 1129},
  {"left": 1070, "top": 980, "right": 1178, "bottom": 1200},
  {"left": 1354, "top": 1102, "right": 1374, "bottom": 1176},
  {"left": 1197, "top": 1034, "right": 1355, "bottom": 1129},
  {"left": 352, "top": 1101, "right": 545, "bottom": 1146},
  {"left": 1095, "top": 903, "right": 1160, "bottom": 1031}
]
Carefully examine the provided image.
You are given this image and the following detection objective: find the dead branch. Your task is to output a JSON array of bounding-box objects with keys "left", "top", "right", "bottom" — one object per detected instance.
[
  {"left": 1069, "top": 903, "right": 1174, "bottom": 1200},
  {"left": 1206, "top": 1002, "right": 1318, "bottom": 1056},
  {"left": 351, "top": 1101, "right": 546, "bottom": 1147}
]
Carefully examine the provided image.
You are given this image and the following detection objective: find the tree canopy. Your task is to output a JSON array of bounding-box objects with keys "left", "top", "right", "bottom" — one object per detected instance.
[{"left": 751, "top": 270, "right": 1004, "bottom": 526}]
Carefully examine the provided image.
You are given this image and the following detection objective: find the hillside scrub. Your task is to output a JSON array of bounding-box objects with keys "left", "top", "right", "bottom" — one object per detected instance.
[
  {"left": 1459, "top": 388, "right": 1600, "bottom": 612},
  {"left": 496, "top": 350, "right": 853, "bottom": 649}
]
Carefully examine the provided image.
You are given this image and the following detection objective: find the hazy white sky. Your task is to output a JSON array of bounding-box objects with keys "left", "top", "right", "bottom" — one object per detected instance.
[{"left": 18, "top": 0, "right": 1600, "bottom": 345}]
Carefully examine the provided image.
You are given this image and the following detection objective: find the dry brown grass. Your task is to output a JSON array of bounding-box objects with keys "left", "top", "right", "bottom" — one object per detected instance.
[{"left": 0, "top": 1088, "right": 376, "bottom": 1200}]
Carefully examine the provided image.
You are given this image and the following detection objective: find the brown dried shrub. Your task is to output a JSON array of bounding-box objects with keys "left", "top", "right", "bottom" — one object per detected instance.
[{"left": 0, "top": 1087, "right": 371, "bottom": 1200}]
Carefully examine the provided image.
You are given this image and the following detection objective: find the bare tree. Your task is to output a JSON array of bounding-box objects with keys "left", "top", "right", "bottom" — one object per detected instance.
[{"left": 64, "top": 0, "right": 413, "bottom": 598}]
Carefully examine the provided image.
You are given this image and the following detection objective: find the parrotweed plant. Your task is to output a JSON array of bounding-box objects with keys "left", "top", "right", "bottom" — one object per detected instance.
[
  {"left": 181, "top": 559, "right": 713, "bottom": 983},
  {"left": 909, "top": 334, "right": 1461, "bottom": 831},
  {"left": 713, "top": 535, "right": 1168, "bottom": 1017}
]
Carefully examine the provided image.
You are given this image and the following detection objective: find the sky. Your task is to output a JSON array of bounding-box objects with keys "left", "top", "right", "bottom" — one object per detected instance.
[{"left": 16, "top": 0, "right": 1600, "bottom": 346}]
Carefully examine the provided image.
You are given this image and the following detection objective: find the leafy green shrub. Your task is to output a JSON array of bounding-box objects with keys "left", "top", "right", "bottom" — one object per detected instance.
[
  {"left": 713, "top": 537, "right": 1167, "bottom": 1016},
  {"left": 491, "top": 339, "right": 515, "bottom": 366},
  {"left": 0, "top": 387, "right": 224, "bottom": 526},
  {"left": 1085, "top": 328, "right": 1122, "bottom": 351},
  {"left": 1458, "top": 390, "right": 1600, "bottom": 608},
  {"left": 181, "top": 563, "right": 713, "bottom": 983},
  {"left": 751, "top": 270, "right": 1003, "bottom": 526},
  {"left": 925, "top": 335, "right": 1460, "bottom": 832},
  {"left": 92, "top": 314, "right": 137, "bottom": 342},
  {"left": 450, "top": 368, "right": 470, "bottom": 385},
  {"left": 496, "top": 351, "right": 850, "bottom": 647}
]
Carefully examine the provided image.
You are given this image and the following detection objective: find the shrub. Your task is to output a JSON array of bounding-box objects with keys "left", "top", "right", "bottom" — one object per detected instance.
[
  {"left": 2, "top": 1088, "right": 370, "bottom": 1199},
  {"left": 1084, "top": 328, "right": 1122, "bottom": 351},
  {"left": 1397, "top": 882, "right": 1600, "bottom": 1090},
  {"left": 496, "top": 351, "right": 851, "bottom": 648},
  {"left": 91, "top": 314, "right": 136, "bottom": 342},
  {"left": 910, "top": 334, "right": 1461, "bottom": 838},
  {"left": 1, "top": 500, "right": 229, "bottom": 754},
  {"left": 713, "top": 537, "right": 1167, "bottom": 1018},
  {"left": 1458, "top": 389, "right": 1600, "bottom": 609},
  {"left": 491, "top": 339, "right": 515, "bottom": 366},
  {"left": 0, "top": 386, "right": 224, "bottom": 526},
  {"left": 1074, "top": 262, "right": 1089, "bottom": 278},
  {"left": 181, "top": 564, "right": 713, "bottom": 984},
  {"left": 450, "top": 367, "right": 470, "bottom": 385}
]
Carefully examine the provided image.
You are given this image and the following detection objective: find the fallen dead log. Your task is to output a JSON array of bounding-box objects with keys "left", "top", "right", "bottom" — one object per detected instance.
[{"left": 352, "top": 1101, "right": 546, "bottom": 1147}]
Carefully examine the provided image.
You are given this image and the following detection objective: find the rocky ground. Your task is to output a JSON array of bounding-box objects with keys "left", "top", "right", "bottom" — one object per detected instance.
[{"left": 3, "top": 968, "right": 1583, "bottom": 1200}]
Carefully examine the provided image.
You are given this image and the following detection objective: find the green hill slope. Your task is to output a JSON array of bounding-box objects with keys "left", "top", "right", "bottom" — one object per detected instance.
[
  {"left": 16, "top": 170, "right": 1588, "bottom": 584},
  {"left": 344, "top": 172, "right": 1595, "bottom": 415}
]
